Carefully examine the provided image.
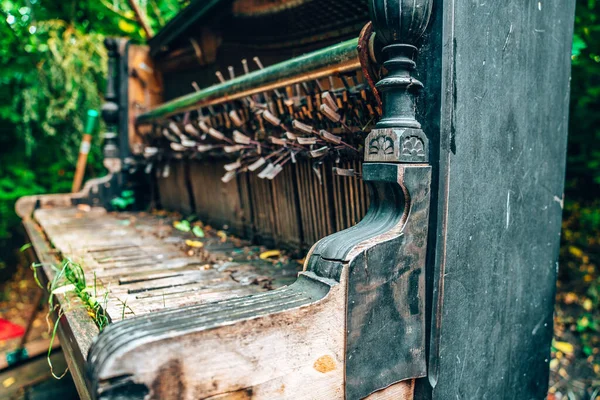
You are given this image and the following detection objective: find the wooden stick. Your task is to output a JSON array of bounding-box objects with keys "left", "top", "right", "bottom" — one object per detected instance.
[
  {"left": 127, "top": 0, "right": 154, "bottom": 39},
  {"left": 72, "top": 110, "right": 98, "bottom": 193}
]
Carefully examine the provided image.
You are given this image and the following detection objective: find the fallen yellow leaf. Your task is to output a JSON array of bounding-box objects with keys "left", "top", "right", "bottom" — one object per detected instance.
[
  {"left": 3, "top": 377, "right": 15, "bottom": 388},
  {"left": 185, "top": 240, "right": 204, "bottom": 248},
  {"left": 553, "top": 341, "right": 574, "bottom": 355},
  {"left": 260, "top": 250, "right": 281, "bottom": 260},
  {"left": 583, "top": 298, "right": 593, "bottom": 311},
  {"left": 217, "top": 231, "right": 227, "bottom": 242},
  {"left": 568, "top": 246, "right": 583, "bottom": 258}
]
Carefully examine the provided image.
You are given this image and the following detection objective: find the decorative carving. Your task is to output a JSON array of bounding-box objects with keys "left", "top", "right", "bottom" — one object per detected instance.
[
  {"left": 368, "top": 0, "right": 433, "bottom": 45},
  {"left": 363, "top": 0, "right": 432, "bottom": 163},
  {"left": 369, "top": 136, "right": 395, "bottom": 156},
  {"left": 402, "top": 136, "right": 425, "bottom": 158},
  {"left": 365, "top": 128, "right": 428, "bottom": 163}
]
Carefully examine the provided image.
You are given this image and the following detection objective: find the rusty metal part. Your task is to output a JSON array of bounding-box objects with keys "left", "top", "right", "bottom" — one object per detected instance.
[{"left": 358, "top": 22, "right": 382, "bottom": 110}]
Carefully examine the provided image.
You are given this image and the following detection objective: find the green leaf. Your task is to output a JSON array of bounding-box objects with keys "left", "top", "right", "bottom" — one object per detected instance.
[
  {"left": 19, "top": 243, "right": 32, "bottom": 252},
  {"left": 572, "top": 34, "right": 587, "bottom": 58},
  {"left": 192, "top": 225, "right": 205, "bottom": 238},
  {"left": 174, "top": 220, "right": 191, "bottom": 232}
]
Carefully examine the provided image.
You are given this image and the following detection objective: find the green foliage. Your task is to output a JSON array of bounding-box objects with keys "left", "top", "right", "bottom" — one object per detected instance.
[
  {"left": 567, "top": 0, "right": 600, "bottom": 198},
  {"left": 0, "top": 0, "right": 185, "bottom": 265},
  {"left": 110, "top": 189, "right": 136, "bottom": 210}
]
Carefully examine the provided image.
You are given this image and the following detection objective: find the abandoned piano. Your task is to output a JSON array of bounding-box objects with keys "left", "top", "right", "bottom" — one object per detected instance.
[{"left": 16, "top": 0, "right": 575, "bottom": 399}]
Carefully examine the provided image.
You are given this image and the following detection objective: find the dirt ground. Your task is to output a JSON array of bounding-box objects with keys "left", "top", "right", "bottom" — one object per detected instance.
[{"left": 0, "top": 262, "right": 51, "bottom": 361}]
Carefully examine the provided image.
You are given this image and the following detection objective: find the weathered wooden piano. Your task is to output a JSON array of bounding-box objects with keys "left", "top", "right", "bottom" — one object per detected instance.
[{"left": 16, "top": 0, "right": 576, "bottom": 399}]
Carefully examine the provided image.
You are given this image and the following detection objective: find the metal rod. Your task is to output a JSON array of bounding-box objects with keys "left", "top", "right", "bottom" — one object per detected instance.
[{"left": 136, "top": 38, "right": 361, "bottom": 124}]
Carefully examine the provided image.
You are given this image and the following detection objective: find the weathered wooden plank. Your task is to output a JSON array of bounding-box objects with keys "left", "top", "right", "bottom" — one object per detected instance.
[
  {"left": 32, "top": 207, "right": 300, "bottom": 324},
  {"left": 422, "top": 1, "right": 576, "bottom": 399},
  {"left": 89, "top": 272, "right": 346, "bottom": 399},
  {"left": 22, "top": 218, "right": 96, "bottom": 400}
]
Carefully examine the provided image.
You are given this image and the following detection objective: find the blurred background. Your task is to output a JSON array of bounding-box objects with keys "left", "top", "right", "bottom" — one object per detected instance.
[{"left": 0, "top": 0, "right": 598, "bottom": 398}]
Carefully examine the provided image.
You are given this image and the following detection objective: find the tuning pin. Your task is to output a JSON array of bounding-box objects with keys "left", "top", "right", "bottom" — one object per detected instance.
[
  {"left": 253, "top": 57, "right": 283, "bottom": 98},
  {"left": 144, "top": 162, "right": 153, "bottom": 174},
  {"left": 228, "top": 66, "right": 235, "bottom": 80},
  {"left": 221, "top": 170, "right": 237, "bottom": 183},
  {"left": 215, "top": 71, "right": 226, "bottom": 83},
  {"left": 253, "top": 56, "right": 264, "bottom": 70},
  {"left": 314, "top": 79, "right": 325, "bottom": 92},
  {"left": 241, "top": 59, "right": 250, "bottom": 75},
  {"left": 248, "top": 157, "right": 266, "bottom": 171},
  {"left": 162, "top": 164, "right": 170, "bottom": 178}
]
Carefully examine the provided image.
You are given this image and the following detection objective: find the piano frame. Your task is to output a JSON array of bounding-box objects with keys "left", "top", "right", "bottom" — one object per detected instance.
[{"left": 16, "top": 0, "right": 575, "bottom": 399}]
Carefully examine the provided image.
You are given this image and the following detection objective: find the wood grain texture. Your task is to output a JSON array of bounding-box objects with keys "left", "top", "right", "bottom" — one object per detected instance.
[
  {"left": 365, "top": 380, "right": 414, "bottom": 400},
  {"left": 89, "top": 271, "right": 346, "bottom": 400},
  {"left": 127, "top": 45, "right": 162, "bottom": 154},
  {"left": 22, "top": 218, "right": 97, "bottom": 400},
  {"left": 345, "top": 165, "right": 430, "bottom": 399},
  {"left": 156, "top": 160, "right": 194, "bottom": 214},
  {"left": 422, "top": 1, "right": 576, "bottom": 399},
  {"left": 32, "top": 207, "right": 299, "bottom": 323}
]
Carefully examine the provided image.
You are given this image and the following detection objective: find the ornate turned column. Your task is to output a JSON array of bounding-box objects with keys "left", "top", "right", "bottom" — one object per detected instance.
[
  {"left": 365, "top": 0, "right": 432, "bottom": 164},
  {"left": 346, "top": 0, "right": 433, "bottom": 398},
  {"left": 101, "top": 38, "right": 122, "bottom": 174}
]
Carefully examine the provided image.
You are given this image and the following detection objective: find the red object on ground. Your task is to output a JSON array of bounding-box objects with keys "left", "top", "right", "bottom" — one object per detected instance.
[{"left": 0, "top": 318, "right": 25, "bottom": 340}]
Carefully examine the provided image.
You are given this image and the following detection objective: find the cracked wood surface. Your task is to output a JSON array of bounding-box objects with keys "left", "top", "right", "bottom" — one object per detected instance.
[{"left": 32, "top": 207, "right": 300, "bottom": 323}]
